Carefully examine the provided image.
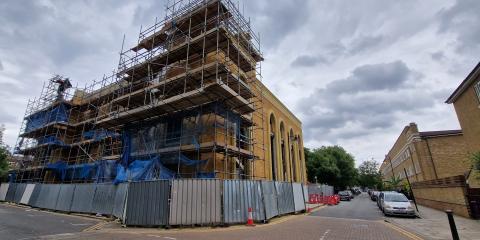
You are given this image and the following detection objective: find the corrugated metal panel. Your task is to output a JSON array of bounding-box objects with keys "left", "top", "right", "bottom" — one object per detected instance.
[
  {"left": 55, "top": 184, "right": 76, "bottom": 212},
  {"left": 13, "top": 183, "right": 27, "bottom": 203},
  {"left": 28, "top": 184, "right": 42, "bottom": 207},
  {"left": 20, "top": 184, "right": 35, "bottom": 205},
  {"left": 35, "top": 184, "right": 61, "bottom": 209},
  {"left": 124, "top": 180, "right": 170, "bottom": 226},
  {"left": 0, "top": 183, "right": 10, "bottom": 201},
  {"left": 223, "top": 180, "right": 265, "bottom": 224},
  {"left": 302, "top": 184, "right": 308, "bottom": 202},
  {"left": 5, "top": 183, "right": 17, "bottom": 202},
  {"left": 70, "top": 184, "right": 96, "bottom": 213},
  {"left": 169, "top": 179, "right": 221, "bottom": 226},
  {"left": 292, "top": 183, "right": 305, "bottom": 212},
  {"left": 112, "top": 183, "right": 128, "bottom": 219},
  {"left": 92, "top": 184, "right": 116, "bottom": 215},
  {"left": 275, "top": 182, "right": 295, "bottom": 215},
  {"left": 261, "top": 181, "right": 278, "bottom": 220}
]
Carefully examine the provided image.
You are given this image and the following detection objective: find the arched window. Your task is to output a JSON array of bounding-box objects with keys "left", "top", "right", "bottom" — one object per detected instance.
[
  {"left": 280, "top": 122, "right": 287, "bottom": 181},
  {"left": 269, "top": 114, "right": 277, "bottom": 180},
  {"left": 289, "top": 129, "right": 297, "bottom": 182}
]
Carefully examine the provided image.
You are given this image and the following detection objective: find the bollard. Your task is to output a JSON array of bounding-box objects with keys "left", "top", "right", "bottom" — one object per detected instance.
[{"left": 445, "top": 210, "right": 459, "bottom": 240}]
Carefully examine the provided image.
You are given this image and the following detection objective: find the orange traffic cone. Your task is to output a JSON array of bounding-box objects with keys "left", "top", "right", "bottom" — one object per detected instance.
[{"left": 246, "top": 207, "right": 255, "bottom": 226}]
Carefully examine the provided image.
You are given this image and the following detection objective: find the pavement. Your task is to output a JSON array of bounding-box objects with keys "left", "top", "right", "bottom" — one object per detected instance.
[
  {"left": 386, "top": 204, "right": 480, "bottom": 240},
  {"left": 0, "top": 193, "right": 423, "bottom": 240},
  {"left": 0, "top": 203, "right": 99, "bottom": 240}
]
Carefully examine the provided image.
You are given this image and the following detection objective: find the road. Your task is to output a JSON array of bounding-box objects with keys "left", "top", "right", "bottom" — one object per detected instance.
[
  {"left": 0, "top": 193, "right": 420, "bottom": 240},
  {"left": 0, "top": 203, "right": 99, "bottom": 240},
  {"left": 310, "top": 192, "right": 384, "bottom": 220}
]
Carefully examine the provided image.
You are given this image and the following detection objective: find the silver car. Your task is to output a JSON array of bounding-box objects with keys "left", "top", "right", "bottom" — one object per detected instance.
[{"left": 380, "top": 192, "right": 415, "bottom": 217}]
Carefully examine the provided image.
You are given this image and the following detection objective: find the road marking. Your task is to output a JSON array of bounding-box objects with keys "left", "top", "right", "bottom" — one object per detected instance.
[
  {"left": 82, "top": 221, "right": 109, "bottom": 232},
  {"left": 382, "top": 221, "right": 423, "bottom": 240},
  {"left": 147, "top": 235, "right": 162, "bottom": 238},
  {"left": 319, "top": 229, "right": 330, "bottom": 240},
  {"left": 163, "top": 237, "right": 177, "bottom": 240}
]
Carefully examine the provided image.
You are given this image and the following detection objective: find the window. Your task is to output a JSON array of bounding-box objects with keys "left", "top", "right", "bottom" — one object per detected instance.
[{"left": 474, "top": 81, "right": 480, "bottom": 103}]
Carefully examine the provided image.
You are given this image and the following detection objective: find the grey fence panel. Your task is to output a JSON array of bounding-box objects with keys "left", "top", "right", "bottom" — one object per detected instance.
[
  {"left": 28, "top": 184, "right": 42, "bottom": 207},
  {"left": 292, "top": 183, "right": 305, "bottom": 212},
  {"left": 20, "top": 184, "right": 36, "bottom": 205},
  {"left": 261, "top": 181, "right": 278, "bottom": 220},
  {"left": 5, "top": 183, "right": 17, "bottom": 202},
  {"left": 223, "top": 180, "right": 265, "bottom": 224},
  {"left": 275, "top": 182, "right": 295, "bottom": 215},
  {"left": 0, "top": 183, "right": 9, "bottom": 201},
  {"left": 55, "top": 184, "right": 76, "bottom": 212},
  {"left": 124, "top": 180, "right": 170, "bottom": 226},
  {"left": 112, "top": 183, "right": 128, "bottom": 219},
  {"left": 169, "top": 179, "right": 222, "bottom": 226},
  {"left": 71, "top": 184, "right": 96, "bottom": 213},
  {"left": 92, "top": 184, "right": 117, "bottom": 215},
  {"left": 302, "top": 184, "right": 308, "bottom": 202},
  {"left": 35, "top": 184, "right": 61, "bottom": 209},
  {"left": 13, "top": 183, "right": 27, "bottom": 203}
]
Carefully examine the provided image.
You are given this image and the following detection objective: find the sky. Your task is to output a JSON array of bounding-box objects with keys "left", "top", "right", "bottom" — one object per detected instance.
[{"left": 0, "top": 0, "right": 479, "bottom": 166}]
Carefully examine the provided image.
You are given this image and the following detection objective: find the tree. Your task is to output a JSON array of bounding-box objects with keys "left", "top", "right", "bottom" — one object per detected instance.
[
  {"left": 0, "top": 126, "right": 9, "bottom": 182},
  {"left": 385, "top": 175, "right": 403, "bottom": 190},
  {"left": 305, "top": 146, "right": 357, "bottom": 189},
  {"left": 357, "top": 160, "right": 382, "bottom": 189}
]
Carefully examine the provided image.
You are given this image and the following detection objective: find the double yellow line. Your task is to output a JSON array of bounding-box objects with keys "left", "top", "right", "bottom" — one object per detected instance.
[{"left": 382, "top": 221, "right": 423, "bottom": 240}]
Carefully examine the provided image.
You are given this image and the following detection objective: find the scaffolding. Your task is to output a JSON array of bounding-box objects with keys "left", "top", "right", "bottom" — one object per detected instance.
[{"left": 12, "top": 0, "right": 266, "bottom": 184}]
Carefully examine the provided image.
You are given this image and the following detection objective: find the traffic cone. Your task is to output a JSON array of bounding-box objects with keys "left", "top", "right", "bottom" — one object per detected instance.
[{"left": 246, "top": 207, "right": 255, "bottom": 226}]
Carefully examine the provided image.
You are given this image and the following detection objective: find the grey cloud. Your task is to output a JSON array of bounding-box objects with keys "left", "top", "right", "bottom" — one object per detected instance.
[
  {"left": 348, "top": 35, "right": 383, "bottom": 55},
  {"left": 431, "top": 51, "right": 444, "bottom": 61},
  {"left": 0, "top": 59, "right": 3, "bottom": 71},
  {"left": 291, "top": 55, "right": 327, "bottom": 67},
  {"left": 298, "top": 60, "right": 436, "bottom": 141},
  {"left": 437, "top": 0, "right": 480, "bottom": 54}
]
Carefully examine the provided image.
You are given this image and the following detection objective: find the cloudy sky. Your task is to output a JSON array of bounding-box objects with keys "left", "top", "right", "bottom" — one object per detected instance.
[{"left": 0, "top": 0, "right": 479, "bottom": 166}]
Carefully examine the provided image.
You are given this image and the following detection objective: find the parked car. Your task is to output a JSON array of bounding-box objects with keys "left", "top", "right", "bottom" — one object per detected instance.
[
  {"left": 379, "top": 192, "right": 416, "bottom": 217},
  {"left": 370, "top": 191, "right": 379, "bottom": 201},
  {"left": 339, "top": 191, "right": 351, "bottom": 201}
]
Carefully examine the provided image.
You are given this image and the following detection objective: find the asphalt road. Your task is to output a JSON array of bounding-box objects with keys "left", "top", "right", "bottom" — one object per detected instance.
[
  {"left": 0, "top": 194, "right": 417, "bottom": 240},
  {"left": 310, "top": 192, "right": 384, "bottom": 220},
  {"left": 0, "top": 203, "right": 99, "bottom": 240}
]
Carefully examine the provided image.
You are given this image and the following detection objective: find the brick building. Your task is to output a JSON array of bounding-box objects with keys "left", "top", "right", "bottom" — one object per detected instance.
[{"left": 380, "top": 123, "right": 469, "bottom": 183}]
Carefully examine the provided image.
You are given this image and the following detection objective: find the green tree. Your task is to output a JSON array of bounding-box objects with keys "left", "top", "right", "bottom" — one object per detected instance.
[
  {"left": 0, "top": 145, "right": 9, "bottom": 182},
  {"left": 385, "top": 175, "right": 403, "bottom": 190},
  {"left": 357, "top": 160, "right": 382, "bottom": 189},
  {"left": 305, "top": 146, "right": 357, "bottom": 189}
]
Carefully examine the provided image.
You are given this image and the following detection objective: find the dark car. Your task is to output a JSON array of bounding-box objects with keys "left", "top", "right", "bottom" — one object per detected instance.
[
  {"left": 371, "top": 191, "right": 379, "bottom": 201},
  {"left": 339, "top": 191, "right": 351, "bottom": 201}
]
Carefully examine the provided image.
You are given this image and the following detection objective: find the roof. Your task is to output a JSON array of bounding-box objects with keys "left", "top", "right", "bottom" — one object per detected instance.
[
  {"left": 419, "top": 130, "right": 462, "bottom": 138},
  {"left": 446, "top": 62, "right": 480, "bottom": 104}
]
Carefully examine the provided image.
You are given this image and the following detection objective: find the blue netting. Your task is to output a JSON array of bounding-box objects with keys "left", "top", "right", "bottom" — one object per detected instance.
[
  {"left": 25, "top": 103, "right": 69, "bottom": 133},
  {"left": 37, "top": 136, "right": 67, "bottom": 146},
  {"left": 83, "top": 129, "right": 120, "bottom": 141},
  {"left": 46, "top": 161, "right": 68, "bottom": 180},
  {"left": 196, "top": 172, "right": 215, "bottom": 178},
  {"left": 113, "top": 155, "right": 176, "bottom": 184}
]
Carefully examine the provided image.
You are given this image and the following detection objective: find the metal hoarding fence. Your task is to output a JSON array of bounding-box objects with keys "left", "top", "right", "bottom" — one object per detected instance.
[
  {"left": 0, "top": 183, "right": 9, "bottom": 201},
  {"left": 223, "top": 180, "right": 265, "bottom": 224},
  {"left": 302, "top": 184, "right": 308, "bottom": 203},
  {"left": 36, "top": 184, "right": 61, "bottom": 209},
  {"left": 275, "top": 182, "right": 295, "bottom": 215},
  {"left": 261, "top": 181, "right": 279, "bottom": 220},
  {"left": 13, "top": 183, "right": 27, "bottom": 203},
  {"left": 92, "top": 183, "right": 116, "bottom": 216},
  {"left": 169, "top": 179, "right": 222, "bottom": 226},
  {"left": 20, "top": 184, "right": 36, "bottom": 205},
  {"left": 124, "top": 180, "right": 170, "bottom": 226},
  {"left": 55, "top": 184, "right": 76, "bottom": 212},
  {"left": 112, "top": 182, "right": 128, "bottom": 220},
  {"left": 28, "top": 183, "right": 42, "bottom": 207},
  {"left": 5, "top": 183, "right": 17, "bottom": 202},
  {"left": 292, "top": 183, "right": 306, "bottom": 212},
  {"left": 70, "top": 184, "right": 96, "bottom": 213}
]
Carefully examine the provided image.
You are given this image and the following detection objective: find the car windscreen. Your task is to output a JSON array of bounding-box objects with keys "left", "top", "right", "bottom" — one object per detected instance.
[{"left": 385, "top": 194, "right": 408, "bottom": 202}]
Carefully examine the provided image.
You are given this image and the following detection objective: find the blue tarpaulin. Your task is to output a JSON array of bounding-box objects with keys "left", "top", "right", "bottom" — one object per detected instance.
[
  {"left": 83, "top": 129, "right": 120, "bottom": 141},
  {"left": 25, "top": 103, "right": 69, "bottom": 133},
  {"left": 37, "top": 136, "right": 67, "bottom": 146},
  {"left": 46, "top": 161, "right": 68, "bottom": 180}
]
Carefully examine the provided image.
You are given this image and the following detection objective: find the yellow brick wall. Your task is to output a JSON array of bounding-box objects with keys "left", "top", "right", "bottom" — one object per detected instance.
[
  {"left": 412, "top": 187, "right": 470, "bottom": 218},
  {"left": 453, "top": 80, "right": 480, "bottom": 155},
  {"left": 250, "top": 80, "right": 306, "bottom": 183}
]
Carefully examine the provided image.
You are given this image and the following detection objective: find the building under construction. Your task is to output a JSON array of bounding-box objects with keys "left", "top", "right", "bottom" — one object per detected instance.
[{"left": 12, "top": 0, "right": 306, "bottom": 184}]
